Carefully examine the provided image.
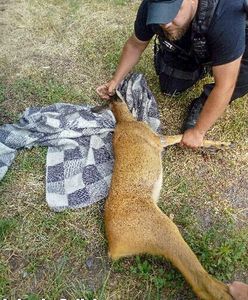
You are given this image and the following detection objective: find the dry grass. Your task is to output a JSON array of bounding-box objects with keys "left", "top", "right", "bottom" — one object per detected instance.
[{"left": 0, "top": 0, "right": 247, "bottom": 299}]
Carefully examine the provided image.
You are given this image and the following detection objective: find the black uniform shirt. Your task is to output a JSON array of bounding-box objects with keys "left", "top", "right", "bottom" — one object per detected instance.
[{"left": 134, "top": 0, "right": 246, "bottom": 66}]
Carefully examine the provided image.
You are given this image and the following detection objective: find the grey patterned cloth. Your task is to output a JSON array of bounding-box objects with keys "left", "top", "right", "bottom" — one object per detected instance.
[{"left": 0, "top": 73, "right": 161, "bottom": 211}]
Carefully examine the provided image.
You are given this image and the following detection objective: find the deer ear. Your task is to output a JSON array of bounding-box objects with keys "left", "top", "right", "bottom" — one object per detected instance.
[{"left": 115, "top": 90, "right": 125, "bottom": 102}]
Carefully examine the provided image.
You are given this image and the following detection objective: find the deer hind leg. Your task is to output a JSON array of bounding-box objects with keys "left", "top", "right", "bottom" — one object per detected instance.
[
  {"left": 106, "top": 204, "right": 232, "bottom": 300},
  {"left": 155, "top": 216, "right": 232, "bottom": 300}
]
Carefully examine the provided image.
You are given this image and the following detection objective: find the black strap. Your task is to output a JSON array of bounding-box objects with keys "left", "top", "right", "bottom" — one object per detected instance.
[
  {"left": 191, "top": 0, "right": 219, "bottom": 63},
  {"left": 192, "top": 0, "right": 219, "bottom": 34},
  {"left": 160, "top": 64, "right": 202, "bottom": 81},
  {"left": 244, "top": 0, "right": 248, "bottom": 13}
]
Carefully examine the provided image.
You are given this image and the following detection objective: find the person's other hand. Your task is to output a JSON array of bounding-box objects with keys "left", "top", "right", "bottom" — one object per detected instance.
[
  {"left": 96, "top": 79, "right": 118, "bottom": 100},
  {"left": 180, "top": 127, "right": 204, "bottom": 149},
  {"left": 228, "top": 281, "right": 248, "bottom": 300}
]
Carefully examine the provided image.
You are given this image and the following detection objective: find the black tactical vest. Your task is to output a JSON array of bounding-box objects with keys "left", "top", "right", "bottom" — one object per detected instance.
[
  {"left": 153, "top": 0, "right": 248, "bottom": 91},
  {"left": 155, "top": 0, "right": 219, "bottom": 66}
]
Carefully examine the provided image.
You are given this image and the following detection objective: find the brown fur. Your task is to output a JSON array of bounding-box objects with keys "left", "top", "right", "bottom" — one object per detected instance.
[{"left": 104, "top": 101, "right": 232, "bottom": 300}]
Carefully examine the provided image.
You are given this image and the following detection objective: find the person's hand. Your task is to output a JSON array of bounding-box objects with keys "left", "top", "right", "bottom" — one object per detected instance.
[
  {"left": 96, "top": 79, "right": 118, "bottom": 100},
  {"left": 180, "top": 127, "right": 205, "bottom": 149},
  {"left": 228, "top": 281, "right": 248, "bottom": 300}
]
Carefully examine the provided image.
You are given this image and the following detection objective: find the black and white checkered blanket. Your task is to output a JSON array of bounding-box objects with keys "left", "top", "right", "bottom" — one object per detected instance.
[{"left": 0, "top": 73, "right": 161, "bottom": 211}]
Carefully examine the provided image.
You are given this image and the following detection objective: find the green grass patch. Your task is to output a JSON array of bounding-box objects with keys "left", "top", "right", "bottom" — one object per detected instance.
[
  {"left": 0, "top": 76, "right": 93, "bottom": 124},
  {"left": 17, "top": 148, "right": 47, "bottom": 174},
  {"left": 0, "top": 83, "right": 6, "bottom": 103},
  {"left": 186, "top": 220, "right": 248, "bottom": 281},
  {"left": 0, "top": 262, "right": 10, "bottom": 297},
  {"left": 24, "top": 295, "right": 40, "bottom": 300},
  {"left": 113, "top": 255, "right": 191, "bottom": 299},
  {"left": 0, "top": 218, "right": 18, "bottom": 243},
  {"left": 10, "top": 78, "right": 87, "bottom": 106},
  {"left": 96, "top": 0, "right": 131, "bottom": 5},
  {"left": 111, "top": 0, "right": 129, "bottom": 5}
]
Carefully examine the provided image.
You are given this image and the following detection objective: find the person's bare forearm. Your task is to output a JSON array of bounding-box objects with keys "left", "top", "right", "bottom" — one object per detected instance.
[
  {"left": 96, "top": 35, "right": 149, "bottom": 100},
  {"left": 195, "top": 85, "right": 235, "bottom": 135},
  {"left": 195, "top": 57, "right": 242, "bottom": 136},
  {"left": 112, "top": 35, "right": 149, "bottom": 85}
]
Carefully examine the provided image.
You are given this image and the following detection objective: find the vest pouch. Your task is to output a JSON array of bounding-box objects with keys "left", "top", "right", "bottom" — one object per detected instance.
[{"left": 154, "top": 43, "right": 206, "bottom": 94}]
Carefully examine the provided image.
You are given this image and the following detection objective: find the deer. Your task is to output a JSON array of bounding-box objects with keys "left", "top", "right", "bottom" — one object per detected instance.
[{"left": 99, "top": 96, "right": 232, "bottom": 300}]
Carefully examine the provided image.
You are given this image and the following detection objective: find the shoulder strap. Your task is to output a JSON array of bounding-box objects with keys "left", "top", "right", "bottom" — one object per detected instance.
[
  {"left": 192, "top": 0, "right": 219, "bottom": 34},
  {"left": 244, "top": 0, "right": 248, "bottom": 13},
  {"left": 191, "top": 0, "right": 219, "bottom": 63}
]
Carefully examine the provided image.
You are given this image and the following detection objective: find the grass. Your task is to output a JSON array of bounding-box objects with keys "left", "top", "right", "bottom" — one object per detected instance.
[
  {"left": 0, "top": 0, "right": 247, "bottom": 299},
  {"left": 0, "top": 218, "right": 18, "bottom": 244}
]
